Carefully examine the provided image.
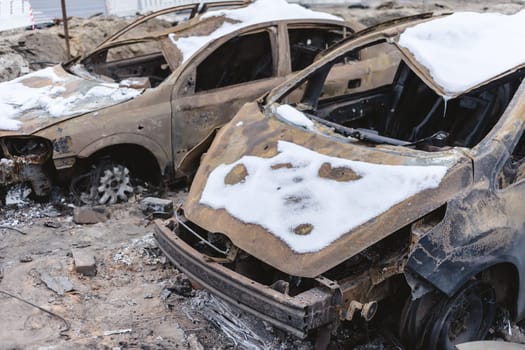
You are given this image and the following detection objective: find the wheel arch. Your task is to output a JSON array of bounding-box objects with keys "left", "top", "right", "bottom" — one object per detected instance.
[
  {"left": 408, "top": 257, "right": 522, "bottom": 320},
  {"left": 479, "top": 262, "right": 520, "bottom": 318},
  {"left": 80, "top": 142, "right": 164, "bottom": 183},
  {"left": 77, "top": 134, "right": 170, "bottom": 179}
]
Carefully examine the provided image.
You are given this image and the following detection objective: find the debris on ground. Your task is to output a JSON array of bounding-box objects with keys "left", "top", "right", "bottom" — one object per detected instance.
[
  {"left": 19, "top": 255, "right": 32, "bottom": 263},
  {"left": 103, "top": 328, "right": 132, "bottom": 336},
  {"left": 73, "top": 205, "right": 110, "bottom": 224},
  {"left": 71, "top": 248, "right": 97, "bottom": 276},
  {"left": 5, "top": 183, "right": 32, "bottom": 206},
  {"left": 39, "top": 272, "right": 75, "bottom": 296},
  {"left": 141, "top": 197, "right": 174, "bottom": 219},
  {"left": 164, "top": 275, "right": 195, "bottom": 298},
  {"left": 191, "top": 290, "right": 299, "bottom": 350}
]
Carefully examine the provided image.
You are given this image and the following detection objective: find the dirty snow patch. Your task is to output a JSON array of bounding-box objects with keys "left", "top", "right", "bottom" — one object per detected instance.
[
  {"left": 5, "top": 184, "right": 32, "bottom": 206},
  {"left": 201, "top": 141, "right": 448, "bottom": 253},
  {"left": 275, "top": 104, "right": 315, "bottom": 130},
  {"left": 170, "top": 0, "right": 341, "bottom": 62},
  {"left": 0, "top": 67, "right": 142, "bottom": 130},
  {"left": 399, "top": 10, "right": 525, "bottom": 95}
]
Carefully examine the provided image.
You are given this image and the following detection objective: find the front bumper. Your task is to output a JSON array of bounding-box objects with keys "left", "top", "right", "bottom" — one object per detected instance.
[{"left": 153, "top": 219, "right": 340, "bottom": 338}]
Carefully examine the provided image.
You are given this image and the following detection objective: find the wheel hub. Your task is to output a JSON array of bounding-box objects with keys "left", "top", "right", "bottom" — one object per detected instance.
[{"left": 97, "top": 165, "right": 134, "bottom": 204}]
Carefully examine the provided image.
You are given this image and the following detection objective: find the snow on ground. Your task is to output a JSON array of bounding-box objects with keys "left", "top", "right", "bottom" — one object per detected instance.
[
  {"left": 200, "top": 140, "right": 448, "bottom": 253},
  {"left": 169, "top": 0, "right": 342, "bottom": 62},
  {"left": 0, "top": 66, "right": 141, "bottom": 131},
  {"left": 275, "top": 104, "right": 315, "bottom": 130},
  {"left": 399, "top": 10, "right": 525, "bottom": 95}
]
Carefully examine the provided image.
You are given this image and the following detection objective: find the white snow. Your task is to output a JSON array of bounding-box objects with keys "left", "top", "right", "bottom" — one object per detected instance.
[
  {"left": 200, "top": 141, "right": 448, "bottom": 253},
  {"left": 169, "top": 0, "right": 341, "bottom": 62},
  {"left": 399, "top": 10, "right": 525, "bottom": 95},
  {"left": 275, "top": 104, "right": 315, "bottom": 130},
  {"left": 0, "top": 67, "right": 142, "bottom": 131},
  {"left": 0, "top": 15, "right": 31, "bottom": 31}
]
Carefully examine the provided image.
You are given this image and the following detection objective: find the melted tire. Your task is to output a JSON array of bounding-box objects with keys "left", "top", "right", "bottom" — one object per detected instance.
[{"left": 400, "top": 280, "right": 496, "bottom": 350}]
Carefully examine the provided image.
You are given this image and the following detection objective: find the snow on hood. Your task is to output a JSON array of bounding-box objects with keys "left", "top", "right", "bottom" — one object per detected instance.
[
  {"left": 0, "top": 66, "right": 142, "bottom": 131},
  {"left": 399, "top": 10, "right": 525, "bottom": 95},
  {"left": 169, "top": 0, "right": 341, "bottom": 62},
  {"left": 200, "top": 141, "right": 448, "bottom": 253}
]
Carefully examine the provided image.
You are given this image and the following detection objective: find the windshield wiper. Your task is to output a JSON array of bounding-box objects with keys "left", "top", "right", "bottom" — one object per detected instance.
[{"left": 307, "top": 114, "right": 409, "bottom": 146}]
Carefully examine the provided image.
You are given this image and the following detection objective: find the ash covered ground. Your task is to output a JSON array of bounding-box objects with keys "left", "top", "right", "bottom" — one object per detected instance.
[{"left": 2, "top": 1, "right": 525, "bottom": 349}]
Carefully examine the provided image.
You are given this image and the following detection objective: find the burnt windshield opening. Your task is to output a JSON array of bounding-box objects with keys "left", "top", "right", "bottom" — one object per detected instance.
[
  {"left": 279, "top": 41, "right": 525, "bottom": 150},
  {"left": 77, "top": 40, "right": 172, "bottom": 88}
]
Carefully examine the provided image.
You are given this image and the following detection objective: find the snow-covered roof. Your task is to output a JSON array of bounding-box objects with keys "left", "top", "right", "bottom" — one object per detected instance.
[
  {"left": 399, "top": 10, "right": 525, "bottom": 95},
  {"left": 169, "top": 0, "right": 342, "bottom": 63},
  {"left": 0, "top": 67, "right": 141, "bottom": 131},
  {"left": 200, "top": 140, "right": 448, "bottom": 253}
]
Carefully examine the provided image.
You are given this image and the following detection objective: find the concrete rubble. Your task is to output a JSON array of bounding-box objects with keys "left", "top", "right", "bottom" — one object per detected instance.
[
  {"left": 141, "top": 197, "right": 174, "bottom": 218},
  {"left": 71, "top": 248, "right": 97, "bottom": 276},
  {"left": 39, "top": 272, "right": 75, "bottom": 296},
  {"left": 73, "top": 205, "right": 110, "bottom": 224}
]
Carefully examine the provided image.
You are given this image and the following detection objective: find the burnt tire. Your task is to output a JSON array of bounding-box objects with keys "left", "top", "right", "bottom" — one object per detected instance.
[{"left": 399, "top": 280, "right": 496, "bottom": 350}]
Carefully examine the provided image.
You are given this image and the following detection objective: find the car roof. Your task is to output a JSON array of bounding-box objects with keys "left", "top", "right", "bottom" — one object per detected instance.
[
  {"left": 83, "top": 0, "right": 345, "bottom": 66},
  {"left": 266, "top": 11, "right": 525, "bottom": 105},
  {"left": 397, "top": 10, "right": 525, "bottom": 96}
]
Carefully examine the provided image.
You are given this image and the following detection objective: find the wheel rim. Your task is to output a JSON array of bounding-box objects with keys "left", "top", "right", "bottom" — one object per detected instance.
[
  {"left": 443, "top": 292, "right": 484, "bottom": 344},
  {"left": 431, "top": 281, "right": 496, "bottom": 350},
  {"left": 97, "top": 165, "right": 134, "bottom": 204},
  {"left": 399, "top": 281, "right": 496, "bottom": 350}
]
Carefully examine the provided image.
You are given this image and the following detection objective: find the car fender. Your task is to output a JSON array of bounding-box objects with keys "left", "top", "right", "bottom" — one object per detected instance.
[
  {"left": 76, "top": 133, "right": 170, "bottom": 173},
  {"left": 407, "top": 223, "right": 525, "bottom": 319}
]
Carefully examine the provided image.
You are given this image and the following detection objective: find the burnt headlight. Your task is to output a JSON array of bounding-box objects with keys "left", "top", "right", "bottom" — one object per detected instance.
[{"left": 1, "top": 136, "right": 52, "bottom": 162}]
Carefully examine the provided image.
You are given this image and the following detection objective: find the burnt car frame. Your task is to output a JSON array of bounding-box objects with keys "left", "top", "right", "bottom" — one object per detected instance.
[
  {"left": 154, "top": 12, "right": 525, "bottom": 349},
  {"left": 0, "top": 0, "right": 358, "bottom": 203}
]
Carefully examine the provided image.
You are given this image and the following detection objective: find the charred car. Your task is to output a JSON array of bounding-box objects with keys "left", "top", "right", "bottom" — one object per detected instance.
[
  {"left": 154, "top": 10, "right": 525, "bottom": 350},
  {"left": 0, "top": 0, "right": 357, "bottom": 204}
]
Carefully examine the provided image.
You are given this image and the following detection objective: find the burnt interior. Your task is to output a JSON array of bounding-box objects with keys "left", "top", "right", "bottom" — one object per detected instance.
[
  {"left": 195, "top": 31, "right": 273, "bottom": 92},
  {"left": 82, "top": 43, "right": 172, "bottom": 88},
  {"left": 298, "top": 54, "right": 525, "bottom": 149},
  {"left": 288, "top": 27, "right": 344, "bottom": 72}
]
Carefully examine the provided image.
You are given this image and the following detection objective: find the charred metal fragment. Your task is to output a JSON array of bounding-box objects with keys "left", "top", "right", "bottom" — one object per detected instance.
[{"left": 0, "top": 136, "right": 53, "bottom": 197}]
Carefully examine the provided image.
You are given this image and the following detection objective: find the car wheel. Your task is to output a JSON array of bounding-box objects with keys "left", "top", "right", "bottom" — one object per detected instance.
[
  {"left": 399, "top": 280, "right": 496, "bottom": 350},
  {"left": 96, "top": 164, "right": 134, "bottom": 205}
]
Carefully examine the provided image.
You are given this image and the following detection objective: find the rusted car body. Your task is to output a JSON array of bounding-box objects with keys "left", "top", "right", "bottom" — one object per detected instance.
[
  {"left": 154, "top": 12, "right": 525, "bottom": 349},
  {"left": 0, "top": 0, "right": 357, "bottom": 203}
]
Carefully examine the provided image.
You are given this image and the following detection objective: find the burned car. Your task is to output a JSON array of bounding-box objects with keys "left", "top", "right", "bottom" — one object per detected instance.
[
  {"left": 0, "top": 0, "right": 357, "bottom": 204},
  {"left": 154, "top": 10, "right": 525, "bottom": 350}
]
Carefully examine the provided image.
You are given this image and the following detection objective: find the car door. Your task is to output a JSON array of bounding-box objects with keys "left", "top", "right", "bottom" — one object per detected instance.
[
  {"left": 170, "top": 25, "right": 285, "bottom": 174},
  {"left": 283, "top": 22, "right": 401, "bottom": 104}
]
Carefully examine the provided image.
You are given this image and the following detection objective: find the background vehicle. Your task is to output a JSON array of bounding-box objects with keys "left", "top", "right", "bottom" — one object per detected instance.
[{"left": 0, "top": 0, "right": 357, "bottom": 204}]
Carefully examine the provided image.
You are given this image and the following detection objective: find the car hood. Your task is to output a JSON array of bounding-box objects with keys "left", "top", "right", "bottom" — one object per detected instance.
[
  {"left": 0, "top": 65, "right": 143, "bottom": 135},
  {"left": 184, "top": 102, "right": 473, "bottom": 277}
]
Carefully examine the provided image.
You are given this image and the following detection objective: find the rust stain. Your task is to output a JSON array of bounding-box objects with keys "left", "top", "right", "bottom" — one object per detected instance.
[
  {"left": 293, "top": 223, "right": 313, "bottom": 235},
  {"left": 318, "top": 162, "right": 362, "bottom": 182},
  {"left": 224, "top": 163, "right": 248, "bottom": 185}
]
